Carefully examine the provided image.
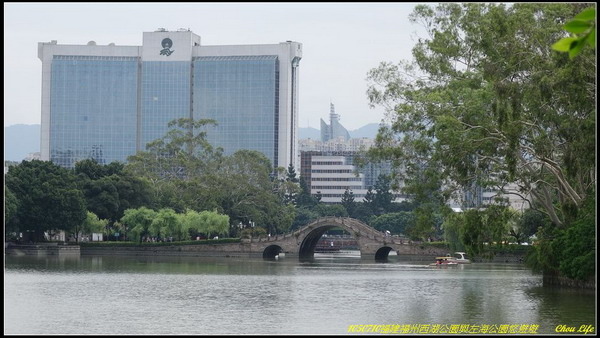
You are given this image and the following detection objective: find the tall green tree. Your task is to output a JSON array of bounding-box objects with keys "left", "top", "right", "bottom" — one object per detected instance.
[
  {"left": 5, "top": 160, "right": 86, "bottom": 242},
  {"left": 341, "top": 188, "right": 356, "bottom": 216},
  {"left": 296, "top": 177, "right": 319, "bottom": 208},
  {"left": 366, "top": 3, "right": 595, "bottom": 227},
  {"left": 374, "top": 175, "right": 393, "bottom": 215},
  {"left": 126, "top": 117, "right": 222, "bottom": 207},
  {"left": 278, "top": 164, "right": 301, "bottom": 205},
  {"left": 363, "top": 186, "right": 376, "bottom": 214}
]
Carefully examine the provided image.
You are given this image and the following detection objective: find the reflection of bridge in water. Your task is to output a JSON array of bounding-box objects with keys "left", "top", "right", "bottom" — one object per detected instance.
[{"left": 254, "top": 217, "right": 405, "bottom": 260}]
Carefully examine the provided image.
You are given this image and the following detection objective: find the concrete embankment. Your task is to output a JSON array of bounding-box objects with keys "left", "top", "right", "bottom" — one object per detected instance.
[
  {"left": 80, "top": 242, "right": 264, "bottom": 258},
  {"left": 5, "top": 243, "right": 80, "bottom": 256}
]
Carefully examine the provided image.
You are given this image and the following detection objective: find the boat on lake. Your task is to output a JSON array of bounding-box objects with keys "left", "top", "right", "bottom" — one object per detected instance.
[
  {"left": 447, "top": 252, "right": 471, "bottom": 264},
  {"left": 430, "top": 256, "right": 459, "bottom": 266}
]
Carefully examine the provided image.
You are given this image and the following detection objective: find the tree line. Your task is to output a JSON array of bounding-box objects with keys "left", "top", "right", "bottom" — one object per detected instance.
[{"left": 364, "top": 3, "right": 595, "bottom": 281}]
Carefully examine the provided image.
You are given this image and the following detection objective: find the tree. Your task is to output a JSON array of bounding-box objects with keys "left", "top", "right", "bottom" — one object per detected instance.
[
  {"left": 314, "top": 204, "right": 348, "bottom": 218},
  {"left": 410, "top": 203, "right": 443, "bottom": 241},
  {"left": 552, "top": 196, "right": 595, "bottom": 280},
  {"left": 81, "top": 177, "right": 120, "bottom": 222},
  {"left": 182, "top": 209, "right": 230, "bottom": 239},
  {"left": 291, "top": 207, "right": 319, "bottom": 230},
  {"left": 4, "top": 186, "right": 19, "bottom": 238},
  {"left": 279, "top": 164, "right": 301, "bottom": 205},
  {"left": 371, "top": 212, "right": 415, "bottom": 235},
  {"left": 366, "top": 3, "right": 595, "bottom": 228},
  {"left": 518, "top": 208, "right": 549, "bottom": 240},
  {"left": 459, "top": 205, "right": 515, "bottom": 258},
  {"left": 314, "top": 191, "right": 322, "bottom": 203},
  {"left": 296, "top": 177, "right": 319, "bottom": 208},
  {"left": 363, "top": 187, "right": 376, "bottom": 214},
  {"left": 76, "top": 159, "right": 154, "bottom": 223},
  {"left": 341, "top": 188, "right": 356, "bottom": 216},
  {"left": 150, "top": 208, "right": 180, "bottom": 240},
  {"left": 351, "top": 203, "right": 374, "bottom": 225},
  {"left": 120, "top": 207, "right": 157, "bottom": 243},
  {"left": 552, "top": 7, "right": 596, "bottom": 59},
  {"left": 374, "top": 175, "right": 393, "bottom": 215},
  {"left": 286, "top": 163, "right": 299, "bottom": 183},
  {"left": 5, "top": 160, "right": 86, "bottom": 242},
  {"left": 75, "top": 159, "right": 124, "bottom": 180},
  {"left": 127, "top": 117, "right": 219, "bottom": 179},
  {"left": 441, "top": 211, "right": 466, "bottom": 252},
  {"left": 127, "top": 117, "right": 296, "bottom": 235},
  {"left": 208, "top": 150, "right": 294, "bottom": 234},
  {"left": 81, "top": 211, "right": 108, "bottom": 240}
]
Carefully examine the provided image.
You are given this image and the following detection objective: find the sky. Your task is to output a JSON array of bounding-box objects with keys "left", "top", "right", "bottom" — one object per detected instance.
[{"left": 4, "top": 2, "right": 427, "bottom": 131}]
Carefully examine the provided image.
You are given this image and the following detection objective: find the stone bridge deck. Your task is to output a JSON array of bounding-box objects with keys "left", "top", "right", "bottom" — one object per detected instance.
[{"left": 250, "top": 217, "right": 420, "bottom": 260}]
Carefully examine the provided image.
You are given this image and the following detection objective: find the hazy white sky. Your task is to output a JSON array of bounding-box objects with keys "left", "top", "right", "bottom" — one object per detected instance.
[{"left": 4, "top": 2, "right": 426, "bottom": 130}]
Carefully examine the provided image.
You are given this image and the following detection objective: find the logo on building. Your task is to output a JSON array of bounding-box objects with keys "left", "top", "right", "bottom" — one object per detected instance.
[{"left": 160, "top": 38, "right": 174, "bottom": 56}]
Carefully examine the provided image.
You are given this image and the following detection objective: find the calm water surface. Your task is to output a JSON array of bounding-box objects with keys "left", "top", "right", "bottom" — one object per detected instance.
[{"left": 4, "top": 253, "right": 596, "bottom": 335}]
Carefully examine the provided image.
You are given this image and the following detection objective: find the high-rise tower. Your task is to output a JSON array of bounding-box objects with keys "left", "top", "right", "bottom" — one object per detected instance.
[{"left": 38, "top": 30, "right": 302, "bottom": 168}]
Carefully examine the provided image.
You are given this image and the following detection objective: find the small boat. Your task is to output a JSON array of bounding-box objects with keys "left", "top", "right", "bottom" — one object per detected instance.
[
  {"left": 448, "top": 252, "right": 471, "bottom": 264},
  {"left": 429, "top": 256, "right": 459, "bottom": 266}
]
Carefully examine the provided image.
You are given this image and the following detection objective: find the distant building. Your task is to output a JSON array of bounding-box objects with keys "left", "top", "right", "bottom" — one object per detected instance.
[
  {"left": 38, "top": 29, "right": 302, "bottom": 168},
  {"left": 452, "top": 182, "right": 530, "bottom": 212},
  {"left": 24, "top": 152, "right": 41, "bottom": 161},
  {"left": 320, "top": 103, "right": 350, "bottom": 142},
  {"left": 299, "top": 136, "right": 374, "bottom": 153},
  {"left": 300, "top": 150, "right": 405, "bottom": 204}
]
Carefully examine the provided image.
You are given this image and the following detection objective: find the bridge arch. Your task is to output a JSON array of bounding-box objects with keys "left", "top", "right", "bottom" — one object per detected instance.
[
  {"left": 293, "top": 217, "right": 400, "bottom": 261},
  {"left": 375, "top": 247, "right": 395, "bottom": 261},
  {"left": 263, "top": 245, "right": 283, "bottom": 259}
]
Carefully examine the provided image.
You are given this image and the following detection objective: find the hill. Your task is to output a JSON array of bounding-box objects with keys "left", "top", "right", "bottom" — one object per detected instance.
[{"left": 349, "top": 123, "right": 381, "bottom": 139}]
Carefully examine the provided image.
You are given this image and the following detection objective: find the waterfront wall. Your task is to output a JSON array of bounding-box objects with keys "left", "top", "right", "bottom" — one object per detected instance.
[
  {"left": 5, "top": 244, "right": 80, "bottom": 256},
  {"left": 80, "top": 242, "right": 262, "bottom": 258}
]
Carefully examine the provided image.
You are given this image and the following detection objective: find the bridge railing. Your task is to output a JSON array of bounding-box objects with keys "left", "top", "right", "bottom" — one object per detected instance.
[{"left": 250, "top": 217, "right": 407, "bottom": 245}]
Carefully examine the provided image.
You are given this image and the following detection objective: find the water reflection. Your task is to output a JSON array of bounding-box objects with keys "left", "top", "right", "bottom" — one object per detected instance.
[{"left": 4, "top": 254, "right": 596, "bottom": 335}]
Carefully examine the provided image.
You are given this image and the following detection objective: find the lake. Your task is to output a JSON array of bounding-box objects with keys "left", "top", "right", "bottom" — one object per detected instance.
[{"left": 4, "top": 253, "right": 596, "bottom": 335}]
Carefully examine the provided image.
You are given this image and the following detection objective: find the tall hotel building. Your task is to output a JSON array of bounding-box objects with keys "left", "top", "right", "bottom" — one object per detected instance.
[{"left": 38, "top": 29, "right": 302, "bottom": 168}]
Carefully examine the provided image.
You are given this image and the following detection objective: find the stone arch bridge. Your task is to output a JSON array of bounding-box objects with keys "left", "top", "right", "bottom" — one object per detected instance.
[{"left": 253, "top": 217, "right": 405, "bottom": 260}]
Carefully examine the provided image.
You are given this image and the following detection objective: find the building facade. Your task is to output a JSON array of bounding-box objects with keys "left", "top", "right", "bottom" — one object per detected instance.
[
  {"left": 300, "top": 150, "right": 405, "bottom": 204},
  {"left": 38, "top": 29, "right": 302, "bottom": 168}
]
